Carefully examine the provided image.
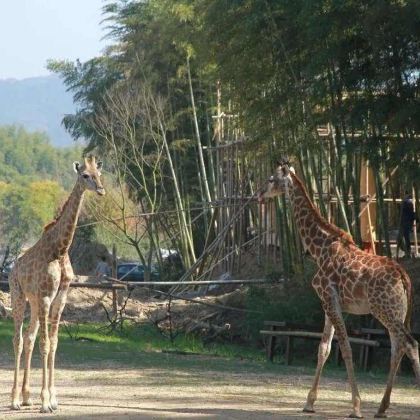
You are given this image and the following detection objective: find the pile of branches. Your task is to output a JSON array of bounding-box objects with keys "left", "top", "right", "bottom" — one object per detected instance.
[{"left": 143, "top": 288, "right": 257, "bottom": 343}]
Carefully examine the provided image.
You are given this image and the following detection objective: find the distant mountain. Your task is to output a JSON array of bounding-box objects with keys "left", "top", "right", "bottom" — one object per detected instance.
[{"left": 0, "top": 75, "right": 76, "bottom": 147}]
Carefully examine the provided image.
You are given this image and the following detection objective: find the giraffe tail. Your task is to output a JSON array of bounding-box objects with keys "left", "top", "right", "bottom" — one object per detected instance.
[
  {"left": 0, "top": 301, "right": 12, "bottom": 318},
  {"left": 397, "top": 268, "right": 418, "bottom": 347},
  {"left": 398, "top": 265, "right": 413, "bottom": 333}
]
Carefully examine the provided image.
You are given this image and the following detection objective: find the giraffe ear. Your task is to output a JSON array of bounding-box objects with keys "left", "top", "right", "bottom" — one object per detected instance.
[
  {"left": 289, "top": 166, "right": 295, "bottom": 174},
  {"left": 73, "top": 161, "right": 80, "bottom": 173},
  {"left": 96, "top": 160, "right": 103, "bottom": 171}
]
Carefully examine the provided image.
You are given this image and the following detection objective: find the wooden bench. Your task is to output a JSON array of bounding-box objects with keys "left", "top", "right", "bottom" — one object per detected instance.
[
  {"left": 261, "top": 321, "right": 380, "bottom": 367},
  {"left": 356, "top": 327, "right": 420, "bottom": 371}
]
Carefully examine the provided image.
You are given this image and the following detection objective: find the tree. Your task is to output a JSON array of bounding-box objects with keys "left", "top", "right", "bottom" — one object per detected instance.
[{"left": 49, "top": 0, "right": 420, "bottom": 275}]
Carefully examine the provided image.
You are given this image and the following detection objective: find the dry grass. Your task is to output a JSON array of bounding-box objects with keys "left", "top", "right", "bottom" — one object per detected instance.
[{"left": 0, "top": 354, "right": 418, "bottom": 419}]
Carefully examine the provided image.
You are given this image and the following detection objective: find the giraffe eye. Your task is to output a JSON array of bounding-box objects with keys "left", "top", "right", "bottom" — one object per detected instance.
[{"left": 82, "top": 174, "right": 89, "bottom": 179}]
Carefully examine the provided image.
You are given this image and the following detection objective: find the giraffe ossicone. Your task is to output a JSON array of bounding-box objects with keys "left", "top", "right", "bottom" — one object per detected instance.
[
  {"left": 260, "top": 162, "right": 420, "bottom": 419},
  {"left": 9, "top": 155, "right": 105, "bottom": 413}
]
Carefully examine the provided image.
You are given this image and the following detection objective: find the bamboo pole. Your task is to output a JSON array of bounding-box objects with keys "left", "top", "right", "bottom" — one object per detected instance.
[
  {"left": 187, "top": 56, "right": 213, "bottom": 211},
  {"left": 158, "top": 119, "right": 196, "bottom": 265}
]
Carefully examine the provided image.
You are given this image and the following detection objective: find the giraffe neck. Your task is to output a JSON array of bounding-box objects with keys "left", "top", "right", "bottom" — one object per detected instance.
[
  {"left": 44, "top": 179, "right": 85, "bottom": 257},
  {"left": 288, "top": 173, "right": 341, "bottom": 262}
]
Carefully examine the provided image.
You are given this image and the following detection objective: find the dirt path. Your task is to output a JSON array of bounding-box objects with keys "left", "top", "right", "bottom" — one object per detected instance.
[{"left": 0, "top": 359, "right": 418, "bottom": 419}]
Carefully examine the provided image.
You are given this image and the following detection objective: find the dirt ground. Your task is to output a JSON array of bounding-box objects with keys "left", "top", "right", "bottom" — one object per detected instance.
[{"left": 0, "top": 356, "right": 419, "bottom": 420}]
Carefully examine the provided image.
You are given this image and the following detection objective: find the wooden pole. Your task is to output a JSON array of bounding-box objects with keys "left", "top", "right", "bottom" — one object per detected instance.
[
  {"left": 112, "top": 244, "right": 118, "bottom": 316},
  {"left": 352, "top": 165, "right": 399, "bottom": 227},
  {"left": 365, "top": 162, "right": 376, "bottom": 254},
  {"left": 413, "top": 186, "right": 419, "bottom": 257}
]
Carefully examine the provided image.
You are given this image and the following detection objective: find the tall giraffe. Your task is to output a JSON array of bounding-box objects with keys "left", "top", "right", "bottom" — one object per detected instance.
[
  {"left": 260, "top": 162, "right": 420, "bottom": 418},
  {"left": 9, "top": 156, "right": 105, "bottom": 413}
]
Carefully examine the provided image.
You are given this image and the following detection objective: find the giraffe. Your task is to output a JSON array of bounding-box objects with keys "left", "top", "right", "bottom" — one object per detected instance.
[
  {"left": 259, "top": 161, "right": 420, "bottom": 418},
  {"left": 9, "top": 156, "right": 105, "bottom": 413}
]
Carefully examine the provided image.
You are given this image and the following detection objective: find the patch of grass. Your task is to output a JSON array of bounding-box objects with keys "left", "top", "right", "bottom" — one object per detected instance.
[
  {"left": 57, "top": 321, "right": 267, "bottom": 361},
  {"left": 0, "top": 320, "right": 267, "bottom": 371}
]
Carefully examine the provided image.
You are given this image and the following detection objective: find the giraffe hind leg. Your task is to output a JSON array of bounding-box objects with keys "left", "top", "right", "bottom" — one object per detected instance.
[
  {"left": 403, "top": 329, "right": 420, "bottom": 386},
  {"left": 370, "top": 302, "right": 416, "bottom": 417},
  {"left": 374, "top": 329, "right": 406, "bottom": 418},
  {"left": 10, "top": 277, "right": 26, "bottom": 410},
  {"left": 21, "top": 300, "right": 39, "bottom": 406}
]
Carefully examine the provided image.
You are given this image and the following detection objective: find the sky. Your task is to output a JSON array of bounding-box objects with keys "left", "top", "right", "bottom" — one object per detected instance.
[{"left": 0, "top": 0, "right": 107, "bottom": 80}]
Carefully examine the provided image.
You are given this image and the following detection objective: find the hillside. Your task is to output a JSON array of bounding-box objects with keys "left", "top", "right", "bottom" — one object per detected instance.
[{"left": 0, "top": 75, "right": 75, "bottom": 147}]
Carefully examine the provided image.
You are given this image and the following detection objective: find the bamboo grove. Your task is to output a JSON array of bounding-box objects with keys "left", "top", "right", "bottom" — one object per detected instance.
[{"left": 49, "top": 0, "right": 420, "bottom": 278}]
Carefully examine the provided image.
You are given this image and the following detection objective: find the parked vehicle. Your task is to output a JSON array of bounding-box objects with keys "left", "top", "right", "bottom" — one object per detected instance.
[
  {"left": 0, "top": 261, "right": 13, "bottom": 291},
  {"left": 116, "top": 263, "right": 159, "bottom": 282}
]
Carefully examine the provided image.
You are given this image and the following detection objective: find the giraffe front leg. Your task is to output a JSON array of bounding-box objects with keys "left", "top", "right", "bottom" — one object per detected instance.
[
  {"left": 39, "top": 296, "right": 53, "bottom": 413},
  {"left": 303, "top": 315, "right": 334, "bottom": 413},
  {"left": 48, "top": 286, "right": 69, "bottom": 410},
  {"left": 324, "top": 297, "right": 363, "bottom": 419},
  {"left": 11, "top": 322, "right": 24, "bottom": 410},
  {"left": 21, "top": 302, "right": 39, "bottom": 406},
  {"left": 48, "top": 332, "right": 58, "bottom": 411}
]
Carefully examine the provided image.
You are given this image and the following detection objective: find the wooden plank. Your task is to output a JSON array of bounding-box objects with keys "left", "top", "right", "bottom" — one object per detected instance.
[
  {"left": 109, "top": 279, "right": 271, "bottom": 286},
  {"left": 259, "top": 330, "right": 380, "bottom": 347},
  {"left": 0, "top": 279, "right": 271, "bottom": 288},
  {"left": 359, "top": 328, "right": 387, "bottom": 335},
  {"left": 260, "top": 330, "right": 323, "bottom": 339},
  {"left": 263, "top": 321, "right": 286, "bottom": 327},
  {"left": 69, "top": 283, "right": 127, "bottom": 290},
  {"left": 266, "top": 335, "right": 276, "bottom": 362},
  {"left": 285, "top": 336, "right": 294, "bottom": 365}
]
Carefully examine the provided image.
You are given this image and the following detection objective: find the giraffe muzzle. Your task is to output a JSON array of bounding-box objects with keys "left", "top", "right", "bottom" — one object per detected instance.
[{"left": 96, "top": 188, "right": 106, "bottom": 196}]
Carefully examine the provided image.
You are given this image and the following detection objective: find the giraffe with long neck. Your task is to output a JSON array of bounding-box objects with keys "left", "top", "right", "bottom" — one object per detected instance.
[
  {"left": 260, "top": 162, "right": 420, "bottom": 418},
  {"left": 9, "top": 156, "right": 105, "bottom": 413}
]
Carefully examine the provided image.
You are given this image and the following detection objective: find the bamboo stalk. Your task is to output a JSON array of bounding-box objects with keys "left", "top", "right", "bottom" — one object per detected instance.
[{"left": 187, "top": 56, "right": 213, "bottom": 211}]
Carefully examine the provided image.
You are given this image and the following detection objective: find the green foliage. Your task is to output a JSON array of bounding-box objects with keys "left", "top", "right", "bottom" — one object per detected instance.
[
  {"left": 0, "top": 180, "right": 65, "bottom": 254},
  {"left": 0, "top": 125, "right": 82, "bottom": 188},
  {"left": 0, "top": 125, "right": 81, "bottom": 256}
]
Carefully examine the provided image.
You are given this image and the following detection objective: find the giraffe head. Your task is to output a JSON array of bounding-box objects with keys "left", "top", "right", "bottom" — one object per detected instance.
[
  {"left": 258, "top": 160, "right": 295, "bottom": 202},
  {"left": 73, "top": 155, "right": 105, "bottom": 196}
]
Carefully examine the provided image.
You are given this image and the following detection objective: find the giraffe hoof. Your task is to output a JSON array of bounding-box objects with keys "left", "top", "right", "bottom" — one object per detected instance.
[
  {"left": 22, "top": 399, "right": 33, "bottom": 406},
  {"left": 40, "top": 405, "right": 54, "bottom": 413},
  {"left": 374, "top": 414, "right": 387, "bottom": 418},
  {"left": 349, "top": 413, "right": 363, "bottom": 419},
  {"left": 50, "top": 400, "right": 58, "bottom": 410},
  {"left": 11, "top": 402, "right": 21, "bottom": 410},
  {"left": 302, "top": 408, "right": 315, "bottom": 413}
]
